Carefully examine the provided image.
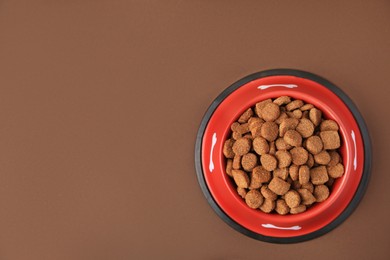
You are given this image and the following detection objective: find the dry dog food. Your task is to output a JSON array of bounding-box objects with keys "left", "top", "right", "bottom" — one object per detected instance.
[{"left": 223, "top": 96, "right": 345, "bottom": 214}]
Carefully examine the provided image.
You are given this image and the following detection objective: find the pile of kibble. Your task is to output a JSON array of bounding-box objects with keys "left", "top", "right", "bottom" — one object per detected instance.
[{"left": 223, "top": 96, "right": 345, "bottom": 215}]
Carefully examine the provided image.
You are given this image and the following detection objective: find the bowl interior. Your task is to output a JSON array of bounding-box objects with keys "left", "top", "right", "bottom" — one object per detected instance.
[{"left": 201, "top": 75, "right": 364, "bottom": 237}]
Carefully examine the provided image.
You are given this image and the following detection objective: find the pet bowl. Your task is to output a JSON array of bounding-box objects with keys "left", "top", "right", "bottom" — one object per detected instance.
[{"left": 194, "top": 69, "right": 371, "bottom": 243}]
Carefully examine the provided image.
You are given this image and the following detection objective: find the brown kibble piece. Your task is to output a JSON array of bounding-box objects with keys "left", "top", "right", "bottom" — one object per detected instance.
[
  {"left": 320, "top": 131, "right": 341, "bottom": 150},
  {"left": 290, "top": 205, "right": 306, "bottom": 214},
  {"left": 223, "top": 139, "right": 235, "bottom": 158},
  {"left": 309, "top": 108, "right": 322, "bottom": 126},
  {"left": 232, "top": 169, "right": 250, "bottom": 188},
  {"left": 283, "top": 130, "right": 302, "bottom": 147},
  {"left": 279, "top": 118, "right": 299, "bottom": 136},
  {"left": 261, "top": 121, "right": 279, "bottom": 142},
  {"left": 260, "top": 199, "right": 275, "bottom": 213},
  {"left": 275, "top": 112, "right": 289, "bottom": 124},
  {"left": 248, "top": 117, "right": 264, "bottom": 131},
  {"left": 269, "top": 141, "right": 276, "bottom": 155},
  {"left": 255, "top": 99, "right": 272, "bottom": 118},
  {"left": 292, "top": 109, "right": 303, "bottom": 119},
  {"left": 237, "top": 187, "right": 247, "bottom": 199},
  {"left": 299, "top": 165, "right": 310, "bottom": 184},
  {"left": 298, "top": 189, "right": 316, "bottom": 205},
  {"left": 327, "top": 163, "right": 344, "bottom": 178},
  {"left": 232, "top": 138, "right": 251, "bottom": 156},
  {"left": 289, "top": 164, "right": 299, "bottom": 181},
  {"left": 286, "top": 100, "right": 304, "bottom": 111},
  {"left": 261, "top": 103, "right": 280, "bottom": 122},
  {"left": 328, "top": 151, "right": 341, "bottom": 166},
  {"left": 236, "top": 123, "right": 250, "bottom": 134},
  {"left": 296, "top": 118, "right": 315, "bottom": 138},
  {"left": 290, "top": 147, "right": 309, "bottom": 165},
  {"left": 320, "top": 120, "right": 339, "bottom": 131},
  {"left": 252, "top": 166, "right": 271, "bottom": 185},
  {"left": 306, "top": 136, "right": 323, "bottom": 155},
  {"left": 231, "top": 122, "right": 240, "bottom": 132},
  {"left": 314, "top": 185, "right": 330, "bottom": 202},
  {"left": 314, "top": 150, "right": 331, "bottom": 165},
  {"left": 310, "top": 166, "right": 329, "bottom": 185},
  {"left": 226, "top": 159, "right": 233, "bottom": 177},
  {"left": 285, "top": 190, "right": 301, "bottom": 208},
  {"left": 251, "top": 126, "right": 262, "bottom": 138},
  {"left": 260, "top": 154, "right": 278, "bottom": 171},
  {"left": 275, "top": 138, "right": 292, "bottom": 150},
  {"left": 275, "top": 150, "right": 292, "bottom": 168},
  {"left": 301, "top": 182, "right": 314, "bottom": 193},
  {"left": 307, "top": 154, "right": 315, "bottom": 168},
  {"left": 274, "top": 167, "right": 289, "bottom": 180},
  {"left": 232, "top": 131, "right": 242, "bottom": 140},
  {"left": 232, "top": 155, "right": 241, "bottom": 170},
  {"left": 253, "top": 137, "right": 269, "bottom": 155},
  {"left": 238, "top": 108, "right": 254, "bottom": 123},
  {"left": 273, "top": 96, "right": 291, "bottom": 106},
  {"left": 275, "top": 199, "right": 290, "bottom": 215},
  {"left": 300, "top": 104, "right": 314, "bottom": 111},
  {"left": 260, "top": 185, "right": 278, "bottom": 201},
  {"left": 268, "top": 177, "right": 291, "bottom": 195},
  {"left": 241, "top": 153, "right": 258, "bottom": 171},
  {"left": 245, "top": 190, "right": 264, "bottom": 209}
]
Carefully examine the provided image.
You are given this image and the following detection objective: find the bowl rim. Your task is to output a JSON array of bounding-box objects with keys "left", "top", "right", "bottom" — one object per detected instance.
[{"left": 194, "top": 68, "right": 372, "bottom": 243}]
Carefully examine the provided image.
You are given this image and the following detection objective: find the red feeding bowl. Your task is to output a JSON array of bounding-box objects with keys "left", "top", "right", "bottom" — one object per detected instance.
[{"left": 195, "top": 69, "right": 371, "bottom": 243}]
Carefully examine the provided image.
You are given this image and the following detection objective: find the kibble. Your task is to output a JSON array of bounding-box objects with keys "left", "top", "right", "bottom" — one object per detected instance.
[
  {"left": 232, "top": 138, "right": 251, "bottom": 156},
  {"left": 232, "top": 169, "right": 250, "bottom": 188},
  {"left": 223, "top": 96, "right": 344, "bottom": 214},
  {"left": 306, "top": 136, "right": 323, "bottom": 155},
  {"left": 320, "top": 131, "right": 341, "bottom": 150},
  {"left": 284, "top": 130, "right": 302, "bottom": 147},
  {"left": 261, "top": 121, "right": 279, "bottom": 142},
  {"left": 268, "top": 177, "right": 291, "bottom": 195},
  {"left": 245, "top": 190, "right": 264, "bottom": 209},
  {"left": 232, "top": 155, "right": 241, "bottom": 170},
  {"left": 260, "top": 154, "right": 278, "bottom": 171},
  {"left": 298, "top": 165, "right": 310, "bottom": 184},
  {"left": 237, "top": 187, "right": 247, "bottom": 198},
  {"left": 290, "top": 147, "right": 309, "bottom": 165},
  {"left": 310, "top": 166, "right": 329, "bottom": 185},
  {"left": 253, "top": 137, "right": 269, "bottom": 155},
  {"left": 285, "top": 190, "right": 301, "bottom": 208},
  {"left": 261, "top": 103, "right": 280, "bottom": 122},
  {"left": 298, "top": 189, "right": 316, "bottom": 205},
  {"left": 238, "top": 108, "right": 254, "bottom": 123},
  {"left": 309, "top": 108, "right": 322, "bottom": 126},
  {"left": 275, "top": 199, "right": 290, "bottom": 215},
  {"left": 261, "top": 185, "right": 278, "bottom": 201},
  {"left": 289, "top": 164, "right": 299, "bottom": 181},
  {"left": 296, "top": 118, "right": 315, "bottom": 138},
  {"left": 314, "top": 185, "right": 330, "bottom": 202},
  {"left": 327, "top": 163, "right": 344, "bottom": 178},
  {"left": 226, "top": 159, "right": 233, "bottom": 177},
  {"left": 241, "top": 153, "right": 258, "bottom": 171},
  {"left": 290, "top": 205, "right": 307, "bottom": 214},
  {"left": 314, "top": 150, "right": 331, "bottom": 165},
  {"left": 275, "top": 150, "right": 292, "bottom": 168},
  {"left": 260, "top": 199, "right": 275, "bottom": 213}
]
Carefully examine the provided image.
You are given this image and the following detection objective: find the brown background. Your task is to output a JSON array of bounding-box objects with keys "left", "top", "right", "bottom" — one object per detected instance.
[{"left": 0, "top": 1, "right": 389, "bottom": 259}]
